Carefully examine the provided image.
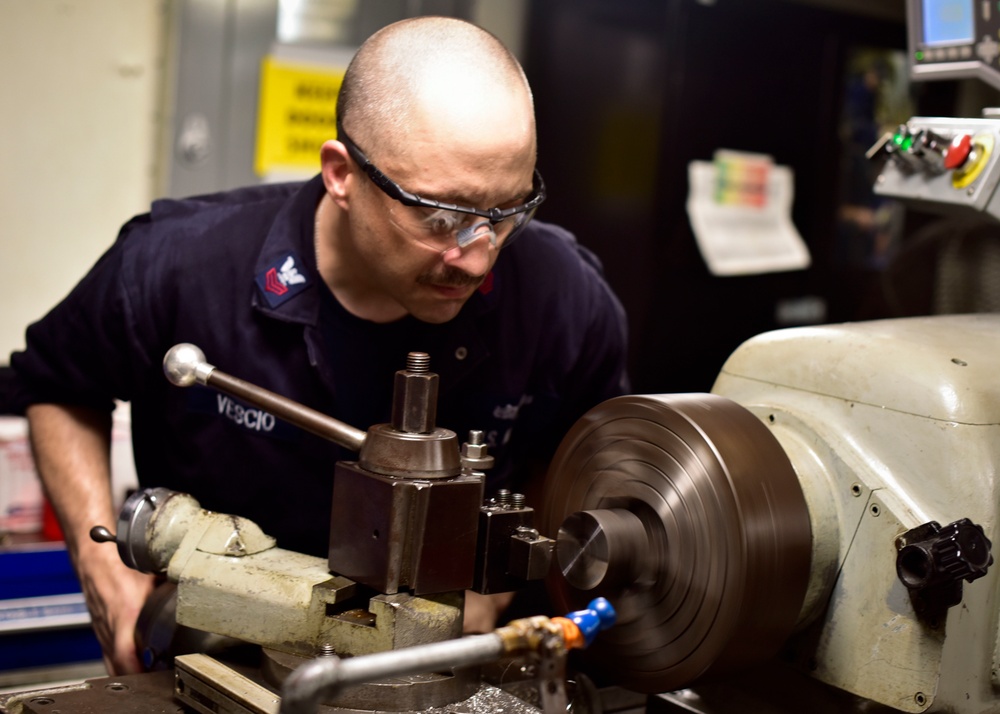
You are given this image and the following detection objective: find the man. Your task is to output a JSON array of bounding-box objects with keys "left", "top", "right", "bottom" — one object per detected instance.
[{"left": 10, "top": 17, "right": 628, "bottom": 675}]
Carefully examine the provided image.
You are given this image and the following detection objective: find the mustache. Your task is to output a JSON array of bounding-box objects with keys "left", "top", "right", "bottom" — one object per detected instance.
[{"left": 416, "top": 265, "right": 485, "bottom": 288}]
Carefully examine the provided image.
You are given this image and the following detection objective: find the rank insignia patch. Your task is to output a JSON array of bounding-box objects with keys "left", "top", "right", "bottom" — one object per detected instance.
[{"left": 255, "top": 252, "right": 309, "bottom": 308}]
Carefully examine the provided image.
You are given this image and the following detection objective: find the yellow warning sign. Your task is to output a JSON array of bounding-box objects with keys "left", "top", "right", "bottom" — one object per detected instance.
[{"left": 254, "top": 56, "right": 346, "bottom": 177}]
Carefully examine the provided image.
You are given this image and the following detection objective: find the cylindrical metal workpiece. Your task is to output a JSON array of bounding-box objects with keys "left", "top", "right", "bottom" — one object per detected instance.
[{"left": 557, "top": 509, "right": 649, "bottom": 591}]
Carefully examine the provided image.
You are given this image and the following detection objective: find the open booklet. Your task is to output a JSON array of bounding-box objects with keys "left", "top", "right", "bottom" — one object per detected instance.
[{"left": 687, "top": 150, "right": 810, "bottom": 276}]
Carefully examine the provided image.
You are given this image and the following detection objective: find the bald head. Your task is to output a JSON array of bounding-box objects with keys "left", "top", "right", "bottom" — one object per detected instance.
[{"left": 337, "top": 17, "right": 535, "bottom": 159}]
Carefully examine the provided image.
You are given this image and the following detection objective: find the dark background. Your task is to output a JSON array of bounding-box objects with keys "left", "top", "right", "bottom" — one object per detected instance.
[
  {"left": 0, "top": 0, "right": 988, "bottom": 410},
  {"left": 522, "top": 0, "right": 969, "bottom": 394}
]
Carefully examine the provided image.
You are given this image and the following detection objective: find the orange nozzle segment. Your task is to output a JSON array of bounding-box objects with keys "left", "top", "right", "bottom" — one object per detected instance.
[{"left": 551, "top": 616, "right": 585, "bottom": 650}]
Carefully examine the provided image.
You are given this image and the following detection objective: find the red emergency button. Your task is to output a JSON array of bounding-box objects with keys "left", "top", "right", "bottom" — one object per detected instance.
[{"left": 945, "top": 134, "right": 973, "bottom": 170}]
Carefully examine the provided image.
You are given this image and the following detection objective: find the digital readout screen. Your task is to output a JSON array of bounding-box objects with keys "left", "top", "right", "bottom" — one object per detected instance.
[{"left": 922, "top": 0, "right": 975, "bottom": 45}]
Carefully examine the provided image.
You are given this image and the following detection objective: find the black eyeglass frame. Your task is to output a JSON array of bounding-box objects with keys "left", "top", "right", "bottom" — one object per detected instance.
[{"left": 336, "top": 120, "right": 546, "bottom": 226}]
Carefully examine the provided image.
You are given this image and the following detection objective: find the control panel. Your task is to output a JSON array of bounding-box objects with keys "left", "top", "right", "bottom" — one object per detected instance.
[
  {"left": 909, "top": 0, "right": 1000, "bottom": 89},
  {"left": 870, "top": 115, "right": 1000, "bottom": 219}
]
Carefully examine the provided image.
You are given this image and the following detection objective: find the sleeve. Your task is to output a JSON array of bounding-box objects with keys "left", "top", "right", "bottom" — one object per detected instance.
[{"left": 8, "top": 216, "right": 156, "bottom": 414}]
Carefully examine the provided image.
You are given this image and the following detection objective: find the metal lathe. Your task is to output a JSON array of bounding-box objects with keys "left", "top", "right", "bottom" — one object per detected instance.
[{"left": 3, "top": 313, "right": 999, "bottom": 714}]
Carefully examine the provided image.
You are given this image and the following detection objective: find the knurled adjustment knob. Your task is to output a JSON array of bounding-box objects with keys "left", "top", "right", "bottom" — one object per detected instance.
[{"left": 896, "top": 518, "right": 993, "bottom": 591}]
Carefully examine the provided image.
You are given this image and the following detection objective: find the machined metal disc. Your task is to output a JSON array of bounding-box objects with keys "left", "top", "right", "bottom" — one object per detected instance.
[{"left": 539, "top": 394, "right": 812, "bottom": 694}]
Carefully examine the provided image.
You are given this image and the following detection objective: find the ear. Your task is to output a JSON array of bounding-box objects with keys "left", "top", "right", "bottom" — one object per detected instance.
[{"left": 320, "top": 140, "right": 352, "bottom": 210}]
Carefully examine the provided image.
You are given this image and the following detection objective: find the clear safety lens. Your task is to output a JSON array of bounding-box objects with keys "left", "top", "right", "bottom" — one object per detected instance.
[
  {"left": 456, "top": 219, "right": 496, "bottom": 248},
  {"left": 390, "top": 205, "right": 534, "bottom": 253}
]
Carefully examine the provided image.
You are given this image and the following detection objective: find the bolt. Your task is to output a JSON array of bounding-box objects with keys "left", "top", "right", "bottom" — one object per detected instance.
[
  {"left": 512, "top": 493, "right": 526, "bottom": 509},
  {"left": 392, "top": 353, "right": 437, "bottom": 433},
  {"left": 406, "top": 352, "right": 430, "bottom": 373},
  {"left": 463, "top": 442, "right": 489, "bottom": 458},
  {"left": 497, "top": 489, "right": 512, "bottom": 508}
]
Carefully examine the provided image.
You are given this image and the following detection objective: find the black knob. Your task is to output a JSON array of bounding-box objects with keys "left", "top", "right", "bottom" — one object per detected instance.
[
  {"left": 90, "top": 525, "right": 117, "bottom": 543},
  {"left": 896, "top": 518, "right": 993, "bottom": 591},
  {"left": 910, "top": 128, "right": 951, "bottom": 173}
]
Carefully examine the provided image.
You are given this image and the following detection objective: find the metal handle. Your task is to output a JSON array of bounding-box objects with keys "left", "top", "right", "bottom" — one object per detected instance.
[
  {"left": 90, "top": 525, "right": 116, "bottom": 543},
  {"left": 163, "top": 343, "right": 367, "bottom": 452}
]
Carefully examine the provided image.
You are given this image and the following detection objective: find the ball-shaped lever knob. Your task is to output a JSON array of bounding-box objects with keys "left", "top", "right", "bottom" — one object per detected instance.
[
  {"left": 163, "top": 343, "right": 210, "bottom": 387},
  {"left": 90, "top": 525, "right": 117, "bottom": 543}
]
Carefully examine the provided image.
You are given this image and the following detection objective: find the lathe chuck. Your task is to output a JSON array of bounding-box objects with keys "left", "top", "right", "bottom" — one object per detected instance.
[{"left": 539, "top": 394, "right": 812, "bottom": 693}]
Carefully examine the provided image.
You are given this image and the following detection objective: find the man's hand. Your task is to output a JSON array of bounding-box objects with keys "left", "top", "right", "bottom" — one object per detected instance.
[
  {"left": 77, "top": 546, "right": 156, "bottom": 674},
  {"left": 463, "top": 591, "right": 515, "bottom": 634}
]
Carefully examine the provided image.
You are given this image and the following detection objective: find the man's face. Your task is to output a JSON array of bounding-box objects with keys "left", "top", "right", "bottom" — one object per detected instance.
[{"left": 345, "top": 123, "right": 536, "bottom": 324}]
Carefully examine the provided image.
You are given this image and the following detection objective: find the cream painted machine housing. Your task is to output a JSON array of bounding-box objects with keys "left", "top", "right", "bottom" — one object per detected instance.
[{"left": 712, "top": 314, "right": 1000, "bottom": 714}]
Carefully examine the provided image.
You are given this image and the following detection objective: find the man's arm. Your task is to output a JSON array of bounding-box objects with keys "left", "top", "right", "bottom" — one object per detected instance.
[{"left": 27, "top": 403, "right": 156, "bottom": 675}]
